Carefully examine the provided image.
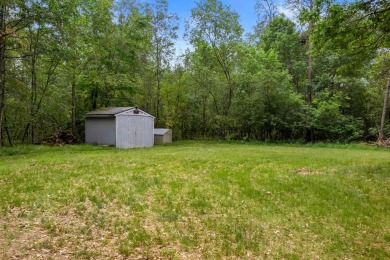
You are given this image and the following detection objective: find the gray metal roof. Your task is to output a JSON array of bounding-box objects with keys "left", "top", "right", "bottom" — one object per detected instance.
[
  {"left": 154, "top": 128, "right": 170, "bottom": 135},
  {"left": 85, "top": 107, "right": 134, "bottom": 117}
]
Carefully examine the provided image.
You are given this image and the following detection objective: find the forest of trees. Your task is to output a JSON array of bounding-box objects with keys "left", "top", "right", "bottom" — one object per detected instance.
[{"left": 0, "top": 0, "right": 389, "bottom": 146}]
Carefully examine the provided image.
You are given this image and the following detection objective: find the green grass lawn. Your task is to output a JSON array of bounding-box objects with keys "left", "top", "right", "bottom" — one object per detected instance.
[{"left": 0, "top": 141, "right": 389, "bottom": 259}]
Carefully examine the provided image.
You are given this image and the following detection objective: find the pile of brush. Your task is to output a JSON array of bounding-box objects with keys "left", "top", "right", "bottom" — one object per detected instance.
[
  {"left": 43, "top": 132, "right": 76, "bottom": 145},
  {"left": 376, "top": 139, "right": 390, "bottom": 148}
]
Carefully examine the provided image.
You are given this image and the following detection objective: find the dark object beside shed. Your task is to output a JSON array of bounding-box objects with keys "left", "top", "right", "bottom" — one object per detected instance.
[{"left": 154, "top": 128, "right": 172, "bottom": 144}]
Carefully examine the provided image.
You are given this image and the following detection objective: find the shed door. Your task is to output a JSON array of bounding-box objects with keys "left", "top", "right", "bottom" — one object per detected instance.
[
  {"left": 116, "top": 114, "right": 153, "bottom": 148},
  {"left": 128, "top": 117, "right": 146, "bottom": 147}
]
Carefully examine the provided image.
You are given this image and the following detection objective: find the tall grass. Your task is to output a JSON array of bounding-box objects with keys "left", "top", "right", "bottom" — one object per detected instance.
[{"left": 0, "top": 142, "right": 389, "bottom": 258}]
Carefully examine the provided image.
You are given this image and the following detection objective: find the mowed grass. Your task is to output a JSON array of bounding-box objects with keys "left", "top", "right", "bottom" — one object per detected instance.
[{"left": 0, "top": 141, "right": 389, "bottom": 259}]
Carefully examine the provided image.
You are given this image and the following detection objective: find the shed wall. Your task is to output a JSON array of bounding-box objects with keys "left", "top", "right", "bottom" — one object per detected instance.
[
  {"left": 85, "top": 118, "right": 116, "bottom": 146},
  {"left": 154, "top": 135, "right": 163, "bottom": 145},
  {"left": 154, "top": 129, "right": 172, "bottom": 144},
  {"left": 116, "top": 115, "right": 154, "bottom": 148},
  {"left": 163, "top": 129, "right": 172, "bottom": 143}
]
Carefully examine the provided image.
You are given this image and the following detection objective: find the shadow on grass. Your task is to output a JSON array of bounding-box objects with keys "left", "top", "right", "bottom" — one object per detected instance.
[
  {"left": 1, "top": 140, "right": 388, "bottom": 158},
  {"left": 0, "top": 144, "right": 114, "bottom": 158}
]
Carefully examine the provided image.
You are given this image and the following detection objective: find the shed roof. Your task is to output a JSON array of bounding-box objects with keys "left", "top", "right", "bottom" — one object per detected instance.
[
  {"left": 86, "top": 107, "right": 156, "bottom": 118},
  {"left": 154, "top": 128, "right": 170, "bottom": 135},
  {"left": 86, "top": 107, "right": 133, "bottom": 118}
]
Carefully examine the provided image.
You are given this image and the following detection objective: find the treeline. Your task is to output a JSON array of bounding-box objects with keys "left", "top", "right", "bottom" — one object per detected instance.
[{"left": 0, "top": 0, "right": 389, "bottom": 146}]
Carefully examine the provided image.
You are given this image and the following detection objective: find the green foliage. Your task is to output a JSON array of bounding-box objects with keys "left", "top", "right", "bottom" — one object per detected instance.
[
  {"left": 183, "top": 0, "right": 244, "bottom": 137},
  {"left": 1, "top": 0, "right": 389, "bottom": 144},
  {"left": 187, "top": 0, "right": 243, "bottom": 46},
  {"left": 142, "top": 0, "right": 179, "bottom": 126},
  {"left": 258, "top": 15, "right": 307, "bottom": 92},
  {"left": 314, "top": 0, "right": 390, "bottom": 54},
  {"left": 311, "top": 91, "right": 364, "bottom": 141},
  {"left": 234, "top": 47, "right": 305, "bottom": 140}
]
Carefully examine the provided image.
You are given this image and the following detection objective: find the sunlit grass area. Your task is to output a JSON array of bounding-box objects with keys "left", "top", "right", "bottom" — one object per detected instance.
[{"left": 0, "top": 141, "right": 389, "bottom": 259}]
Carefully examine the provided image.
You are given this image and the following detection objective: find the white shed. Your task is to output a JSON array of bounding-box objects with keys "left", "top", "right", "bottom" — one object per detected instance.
[{"left": 85, "top": 107, "right": 154, "bottom": 148}]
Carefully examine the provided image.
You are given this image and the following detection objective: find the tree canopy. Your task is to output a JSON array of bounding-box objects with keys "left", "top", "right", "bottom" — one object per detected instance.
[{"left": 0, "top": 0, "right": 389, "bottom": 146}]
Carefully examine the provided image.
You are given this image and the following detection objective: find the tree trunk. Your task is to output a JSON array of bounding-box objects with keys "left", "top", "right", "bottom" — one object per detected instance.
[
  {"left": 30, "top": 32, "right": 37, "bottom": 144},
  {"left": 0, "top": 4, "right": 6, "bottom": 147},
  {"left": 71, "top": 76, "right": 76, "bottom": 136},
  {"left": 378, "top": 70, "right": 390, "bottom": 141},
  {"left": 305, "top": 0, "right": 314, "bottom": 142},
  {"left": 202, "top": 96, "right": 207, "bottom": 138},
  {"left": 307, "top": 55, "right": 313, "bottom": 104},
  {"left": 155, "top": 43, "right": 161, "bottom": 127},
  {"left": 307, "top": 11, "right": 313, "bottom": 105},
  {"left": 4, "top": 115, "right": 12, "bottom": 145},
  {"left": 156, "top": 74, "right": 161, "bottom": 126}
]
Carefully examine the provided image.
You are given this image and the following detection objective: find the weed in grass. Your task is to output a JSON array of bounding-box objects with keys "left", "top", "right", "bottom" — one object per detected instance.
[
  {"left": 181, "top": 235, "right": 199, "bottom": 248},
  {"left": 190, "top": 198, "right": 209, "bottom": 214},
  {"left": 72, "top": 247, "right": 100, "bottom": 259},
  {"left": 88, "top": 195, "right": 104, "bottom": 209},
  {"left": 159, "top": 210, "right": 180, "bottom": 222},
  {"left": 127, "top": 227, "right": 152, "bottom": 247},
  {"left": 6, "top": 231, "right": 16, "bottom": 240},
  {"left": 79, "top": 225, "right": 93, "bottom": 238},
  {"left": 57, "top": 237, "right": 66, "bottom": 248},
  {"left": 161, "top": 247, "right": 176, "bottom": 258},
  {"left": 118, "top": 225, "right": 155, "bottom": 257},
  {"left": 34, "top": 239, "right": 54, "bottom": 250},
  {"left": 112, "top": 219, "right": 125, "bottom": 234},
  {"left": 41, "top": 218, "right": 57, "bottom": 236},
  {"left": 118, "top": 242, "right": 131, "bottom": 256}
]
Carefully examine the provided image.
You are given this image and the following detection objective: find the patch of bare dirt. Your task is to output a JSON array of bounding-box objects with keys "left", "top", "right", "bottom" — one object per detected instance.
[
  {"left": 0, "top": 204, "right": 126, "bottom": 259},
  {"left": 295, "top": 168, "right": 322, "bottom": 175},
  {"left": 0, "top": 199, "right": 210, "bottom": 259}
]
